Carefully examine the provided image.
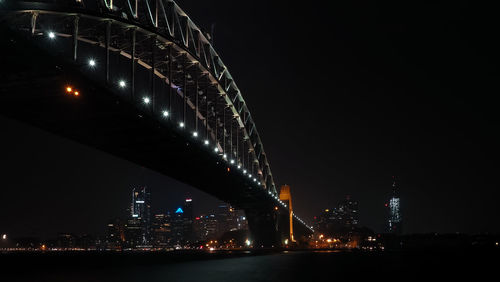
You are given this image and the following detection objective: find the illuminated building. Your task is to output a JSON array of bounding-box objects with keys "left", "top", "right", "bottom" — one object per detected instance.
[
  {"left": 124, "top": 218, "right": 143, "bottom": 247},
  {"left": 56, "top": 233, "right": 76, "bottom": 249},
  {"left": 183, "top": 198, "right": 194, "bottom": 241},
  {"left": 313, "top": 195, "right": 359, "bottom": 236},
  {"left": 387, "top": 177, "right": 403, "bottom": 234},
  {"left": 106, "top": 218, "right": 125, "bottom": 249},
  {"left": 130, "top": 187, "right": 151, "bottom": 246},
  {"left": 194, "top": 214, "right": 218, "bottom": 241},
  {"left": 338, "top": 195, "right": 359, "bottom": 229},
  {"left": 170, "top": 199, "right": 195, "bottom": 245},
  {"left": 152, "top": 213, "right": 173, "bottom": 248}
]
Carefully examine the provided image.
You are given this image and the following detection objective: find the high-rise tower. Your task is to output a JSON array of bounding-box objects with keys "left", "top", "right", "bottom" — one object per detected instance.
[
  {"left": 130, "top": 187, "right": 151, "bottom": 245},
  {"left": 387, "top": 177, "right": 402, "bottom": 234}
]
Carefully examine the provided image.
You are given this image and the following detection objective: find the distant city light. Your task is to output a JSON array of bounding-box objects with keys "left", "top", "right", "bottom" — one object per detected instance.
[
  {"left": 223, "top": 154, "right": 227, "bottom": 159},
  {"left": 237, "top": 165, "right": 241, "bottom": 169},
  {"left": 230, "top": 159, "right": 235, "bottom": 164},
  {"left": 48, "top": 31, "right": 55, "bottom": 39},
  {"left": 179, "top": 122, "right": 185, "bottom": 128},
  {"left": 143, "top": 97, "right": 150, "bottom": 104},
  {"left": 214, "top": 147, "right": 219, "bottom": 152},
  {"left": 204, "top": 139, "right": 209, "bottom": 145},
  {"left": 1, "top": 234, "right": 6, "bottom": 240},
  {"left": 119, "top": 80, "right": 126, "bottom": 88},
  {"left": 66, "top": 86, "right": 72, "bottom": 93},
  {"left": 193, "top": 132, "right": 198, "bottom": 137},
  {"left": 243, "top": 169, "right": 246, "bottom": 174},
  {"left": 162, "top": 110, "right": 169, "bottom": 117},
  {"left": 88, "top": 59, "right": 96, "bottom": 67},
  {"left": 245, "top": 239, "right": 251, "bottom": 246},
  {"left": 74, "top": 91, "right": 79, "bottom": 96}
]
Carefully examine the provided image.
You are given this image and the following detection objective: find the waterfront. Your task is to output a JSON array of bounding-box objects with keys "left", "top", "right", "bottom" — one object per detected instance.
[{"left": 1, "top": 248, "right": 498, "bottom": 281}]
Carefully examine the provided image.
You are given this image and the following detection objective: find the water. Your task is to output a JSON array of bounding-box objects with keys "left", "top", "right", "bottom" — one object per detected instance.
[{"left": 1, "top": 249, "right": 497, "bottom": 281}]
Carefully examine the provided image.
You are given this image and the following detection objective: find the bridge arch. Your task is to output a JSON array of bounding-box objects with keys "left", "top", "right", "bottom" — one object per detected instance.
[{"left": 0, "top": 0, "right": 315, "bottom": 237}]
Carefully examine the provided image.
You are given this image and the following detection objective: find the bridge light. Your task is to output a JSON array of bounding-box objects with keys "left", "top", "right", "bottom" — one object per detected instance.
[
  {"left": 48, "top": 31, "right": 56, "bottom": 39},
  {"left": 88, "top": 59, "right": 96, "bottom": 67},
  {"left": 143, "top": 97, "right": 150, "bottom": 104},
  {"left": 245, "top": 239, "right": 251, "bottom": 247},
  {"left": 204, "top": 139, "right": 209, "bottom": 145},
  {"left": 230, "top": 159, "right": 235, "bottom": 164},
  {"left": 237, "top": 165, "right": 241, "bottom": 169},
  {"left": 193, "top": 132, "right": 198, "bottom": 137},
  {"left": 214, "top": 147, "right": 219, "bottom": 152},
  {"left": 179, "top": 122, "right": 185, "bottom": 128},
  {"left": 243, "top": 169, "right": 246, "bottom": 174},
  {"left": 66, "top": 86, "right": 73, "bottom": 93},
  {"left": 74, "top": 91, "right": 79, "bottom": 96},
  {"left": 119, "top": 80, "right": 126, "bottom": 88},
  {"left": 162, "top": 110, "right": 169, "bottom": 117}
]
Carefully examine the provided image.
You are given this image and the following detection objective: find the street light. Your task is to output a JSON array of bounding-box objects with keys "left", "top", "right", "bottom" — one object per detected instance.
[
  {"left": 119, "top": 80, "right": 126, "bottom": 88},
  {"left": 88, "top": 59, "right": 96, "bottom": 67},
  {"left": 48, "top": 31, "right": 55, "bottom": 39}
]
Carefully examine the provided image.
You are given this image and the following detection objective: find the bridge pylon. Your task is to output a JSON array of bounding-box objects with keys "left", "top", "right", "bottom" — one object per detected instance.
[{"left": 279, "top": 185, "right": 295, "bottom": 243}]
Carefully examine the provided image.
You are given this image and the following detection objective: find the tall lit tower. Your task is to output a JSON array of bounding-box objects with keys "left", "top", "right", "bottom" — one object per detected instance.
[
  {"left": 131, "top": 187, "right": 151, "bottom": 245},
  {"left": 387, "top": 176, "right": 402, "bottom": 234}
]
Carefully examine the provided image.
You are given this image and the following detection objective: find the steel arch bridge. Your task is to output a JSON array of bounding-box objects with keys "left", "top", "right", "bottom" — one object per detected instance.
[{"left": 0, "top": 0, "right": 313, "bottom": 245}]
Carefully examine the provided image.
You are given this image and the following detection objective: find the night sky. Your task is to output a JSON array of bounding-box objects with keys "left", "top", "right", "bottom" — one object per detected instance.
[{"left": 1, "top": 0, "right": 499, "bottom": 238}]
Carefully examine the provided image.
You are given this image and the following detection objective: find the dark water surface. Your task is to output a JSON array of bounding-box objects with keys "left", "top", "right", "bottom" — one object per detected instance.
[{"left": 1, "top": 249, "right": 497, "bottom": 281}]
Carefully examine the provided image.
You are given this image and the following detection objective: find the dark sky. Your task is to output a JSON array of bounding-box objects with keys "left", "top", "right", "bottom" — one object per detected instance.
[{"left": 1, "top": 0, "right": 499, "bottom": 237}]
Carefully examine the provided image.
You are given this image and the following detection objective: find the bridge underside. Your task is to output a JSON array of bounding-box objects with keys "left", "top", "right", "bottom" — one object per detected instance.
[{"left": 0, "top": 26, "right": 311, "bottom": 246}]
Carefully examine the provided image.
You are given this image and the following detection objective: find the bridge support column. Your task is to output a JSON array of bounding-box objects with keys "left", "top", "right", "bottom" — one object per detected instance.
[
  {"left": 30, "top": 12, "right": 38, "bottom": 36},
  {"left": 105, "top": 20, "right": 111, "bottom": 85},
  {"left": 130, "top": 28, "right": 136, "bottom": 101},
  {"left": 151, "top": 36, "right": 156, "bottom": 113},
  {"left": 244, "top": 207, "right": 280, "bottom": 248},
  {"left": 72, "top": 16, "right": 79, "bottom": 62}
]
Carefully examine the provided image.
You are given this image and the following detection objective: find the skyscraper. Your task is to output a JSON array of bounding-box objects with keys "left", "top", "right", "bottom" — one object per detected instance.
[
  {"left": 130, "top": 187, "right": 151, "bottom": 245},
  {"left": 338, "top": 195, "right": 359, "bottom": 229},
  {"left": 152, "top": 213, "right": 173, "bottom": 248},
  {"left": 387, "top": 177, "right": 403, "bottom": 234}
]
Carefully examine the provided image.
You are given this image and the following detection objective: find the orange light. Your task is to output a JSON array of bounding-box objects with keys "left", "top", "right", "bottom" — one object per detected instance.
[
  {"left": 66, "top": 87, "right": 73, "bottom": 93},
  {"left": 227, "top": 167, "right": 230, "bottom": 172},
  {"left": 274, "top": 206, "right": 278, "bottom": 210},
  {"left": 74, "top": 91, "right": 79, "bottom": 96}
]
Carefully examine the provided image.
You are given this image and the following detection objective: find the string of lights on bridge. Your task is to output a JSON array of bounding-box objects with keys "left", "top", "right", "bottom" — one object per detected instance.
[{"left": 46, "top": 30, "right": 314, "bottom": 233}]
